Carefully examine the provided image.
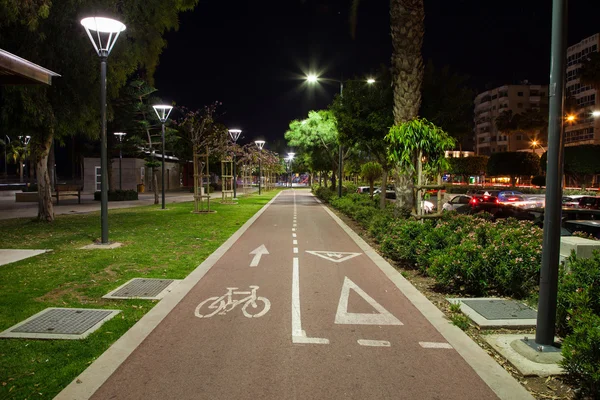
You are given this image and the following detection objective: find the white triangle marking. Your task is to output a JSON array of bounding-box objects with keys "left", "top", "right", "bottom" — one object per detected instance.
[
  {"left": 305, "top": 250, "right": 361, "bottom": 263},
  {"left": 335, "top": 277, "right": 403, "bottom": 326}
]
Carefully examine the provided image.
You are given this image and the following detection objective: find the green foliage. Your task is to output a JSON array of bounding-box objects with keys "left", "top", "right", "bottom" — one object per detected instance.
[
  {"left": 449, "top": 302, "right": 461, "bottom": 313},
  {"left": 386, "top": 118, "right": 456, "bottom": 175},
  {"left": 487, "top": 152, "right": 541, "bottom": 181},
  {"left": 93, "top": 190, "right": 139, "bottom": 201},
  {"left": 361, "top": 162, "right": 383, "bottom": 197},
  {"left": 447, "top": 156, "right": 488, "bottom": 177},
  {"left": 450, "top": 313, "right": 471, "bottom": 331},
  {"left": 541, "top": 145, "right": 600, "bottom": 188},
  {"left": 531, "top": 175, "right": 546, "bottom": 187},
  {"left": 312, "top": 185, "right": 335, "bottom": 203}
]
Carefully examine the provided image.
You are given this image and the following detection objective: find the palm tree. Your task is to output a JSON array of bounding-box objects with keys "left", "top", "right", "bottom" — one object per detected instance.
[
  {"left": 519, "top": 109, "right": 548, "bottom": 145},
  {"left": 351, "top": 0, "right": 425, "bottom": 212},
  {"left": 495, "top": 110, "right": 521, "bottom": 152},
  {"left": 580, "top": 52, "right": 600, "bottom": 90}
]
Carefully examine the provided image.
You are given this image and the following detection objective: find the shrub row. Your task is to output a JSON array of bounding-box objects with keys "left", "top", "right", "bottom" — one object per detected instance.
[{"left": 444, "top": 184, "right": 597, "bottom": 196}]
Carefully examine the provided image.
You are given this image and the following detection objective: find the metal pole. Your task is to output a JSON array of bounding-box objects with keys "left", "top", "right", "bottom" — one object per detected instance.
[
  {"left": 161, "top": 122, "right": 166, "bottom": 209},
  {"left": 119, "top": 146, "right": 122, "bottom": 190},
  {"left": 258, "top": 158, "right": 262, "bottom": 195},
  {"left": 100, "top": 55, "right": 109, "bottom": 244},
  {"left": 535, "top": 0, "right": 567, "bottom": 346},
  {"left": 338, "top": 81, "right": 344, "bottom": 198},
  {"left": 233, "top": 154, "right": 237, "bottom": 198}
]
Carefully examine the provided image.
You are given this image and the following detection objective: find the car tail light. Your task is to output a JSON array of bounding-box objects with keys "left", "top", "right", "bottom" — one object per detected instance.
[
  {"left": 495, "top": 199, "right": 499, "bottom": 204},
  {"left": 470, "top": 198, "right": 478, "bottom": 205}
]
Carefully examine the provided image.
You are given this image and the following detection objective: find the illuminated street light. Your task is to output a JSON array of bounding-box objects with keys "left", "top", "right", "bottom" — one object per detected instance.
[
  {"left": 255, "top": 140, "right": 265, "bottom": 194},
  {"left": 592, "top": 110, "right": 600, "bottom": 117},
  {"left": 153, "top": 104, "right": 173, "bottom": 210},
  {"left": 566, "top": 114, "right": 576, "bottom": 122},
  {"left": 306, "top": 74, "right": 319, "bottom": 83},
  {"left": 286, "top": 152, "right": 295, "bottom": 188},
  {"left": 367, "top": 78, "right": 376, "bottom": 84},
  {"left": 81, "top": 16, "right": 126, "bottom": 244},
  {"left": 228, "top": 129, "right": 242, "bottom": 198}
]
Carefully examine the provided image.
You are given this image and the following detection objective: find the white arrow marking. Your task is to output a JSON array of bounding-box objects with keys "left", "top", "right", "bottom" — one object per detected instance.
[
  {"left": 249, "top": 244, "right": 269, "bottom": 267},
  {"left": 335, "top": 277, "right": 403, "bottom": 325}
]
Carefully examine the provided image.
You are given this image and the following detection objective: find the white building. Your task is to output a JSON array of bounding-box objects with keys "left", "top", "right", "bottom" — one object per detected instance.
[{"left": 565, "top": 33, "right": 600, "bottom": 146}]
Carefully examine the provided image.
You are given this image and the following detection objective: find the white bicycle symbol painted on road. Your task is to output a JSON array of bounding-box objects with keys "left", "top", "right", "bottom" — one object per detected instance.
[{"left": 194, "top": 285, "right": 271, "bottom": 318}]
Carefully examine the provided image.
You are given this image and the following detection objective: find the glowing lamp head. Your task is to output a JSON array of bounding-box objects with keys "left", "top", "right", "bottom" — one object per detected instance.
[
  {"left": 531, "top": 140, "right": 538, "bottom": 146},
  {"left": 114, "top": 132, "right": 127, "bottom": 141},
  {"left": 288, "top": 152, "right": 296, "bottom": 159},
  {"left": 566, "top": 114, "right": 576, "bottom": 123},
  {"left": 306, "top": 74, "right": 319, "bottom": 83},
  {"left": 153, "top": 105, "right": 173, "bottom": 123},
  {"left": 80, "top": 17, "right": 126, "bottom": 56},
  {"left": 228, "top": 129, "right": 242, "bottom": 142},
  {"left": 367, "top": 78, "right": 376, "bottom": 84},
  {"left": 255, "top": 140, "right": 266, "bottom": 150},
  {"left": 593, "top": 110, "right": 600, "bottom": 118}
]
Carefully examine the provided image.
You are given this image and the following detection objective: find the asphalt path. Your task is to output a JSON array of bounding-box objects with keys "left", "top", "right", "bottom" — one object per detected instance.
[{"left": 65, "top": 190, "right": 526, "bottom": 399}]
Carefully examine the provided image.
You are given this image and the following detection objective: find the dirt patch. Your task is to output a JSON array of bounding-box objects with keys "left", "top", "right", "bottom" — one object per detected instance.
[{"left": 327, "top": 205, "right": 575, "bottom": 400}]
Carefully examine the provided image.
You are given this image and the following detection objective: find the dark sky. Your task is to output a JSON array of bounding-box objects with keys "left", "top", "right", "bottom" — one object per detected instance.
[{"left": 154, "top": 0, "right": 600, "bottom": 151}]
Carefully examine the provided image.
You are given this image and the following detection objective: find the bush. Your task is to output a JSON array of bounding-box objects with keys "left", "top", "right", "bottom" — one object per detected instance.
[
  {"left": 560, "top": 311, "right": 600, "bottom": 399},
  {"left": 94, "top": 190, "right": 138, "bottom": 201},
  {"left": 210, "top": 182, "right": 222, "bottom": 192},
  {"left": 531, "top": 175, "right": 546, "bottom": 187},
  {"left": 313, "top": 185, "right": 335, "bottom": 202}
]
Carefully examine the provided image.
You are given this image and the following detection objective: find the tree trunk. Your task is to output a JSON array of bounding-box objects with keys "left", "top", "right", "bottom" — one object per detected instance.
[
  {"left": 379, "top": 169, "right": 388, "bottom": 209},
  {"left": 390, "top": 0, "right": 425, "bottom": 212},
  {"left": 331, "top": 169, "right": 336, "bottom": 190},
  {"left": 19, "top": 161, "right": 23, "bottom": 183},
  {"left": 48, "top": 140, "right": 55, "bottom": 187},
  {"left": 153, "top": 168, "right": 159, "bottom": 204},
  {"left": 369, "top": 179, "right": 374, "bottom": 199},
  {"left": 35, "top": 134, "right": 54, "bottom": 222}
]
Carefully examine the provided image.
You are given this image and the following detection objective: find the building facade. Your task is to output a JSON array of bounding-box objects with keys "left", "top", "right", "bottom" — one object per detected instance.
[
  {"left": 474, "top": 83, "right": 549, "bottom": 155},
  {"left": 565, "top": 33, "right": 600, "bottom": 146}
]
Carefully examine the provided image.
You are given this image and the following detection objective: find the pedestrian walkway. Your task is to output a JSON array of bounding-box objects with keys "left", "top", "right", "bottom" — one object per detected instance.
[
  {"left": 56, "top": 190, "right": 533, "bottom": 400},
  {"left": 0, "top": 189, "right": 256, "bottom": 220}
]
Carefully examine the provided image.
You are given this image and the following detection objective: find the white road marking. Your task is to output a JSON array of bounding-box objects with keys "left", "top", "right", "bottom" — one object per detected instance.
[
  {"left": 195, "top": 286, "right": 271, "bottom": 318},
  {"left": 358, "top": 339, "right": 391, "bottom": 347},
  {"left": 305, "top": 250, "right": 362, "bottom": 263},
  {"left": 419, "top": 342, "right": 453, "bottom": 349},
  {"left": 291, "top": 257, "right": 328, "bottom": 344},
  {"left": 292, "top": 233, "right": 297, "bottom": 238},
  {"left": 249, "top": 244, "right": 269, "bottom": 267},
  {"left": 293, "top": 223, "right": 297, "bottom": 227},
  {"left": 335, "top": 277, "right": 403, "bottom": 326},
  {"left": 293, "top": 247, "right": 298, "bottom": 254},
  {"left": 293, "top": 240, "right": 298, "bottom": 245},
  {"left": 292, "top": 228, "right": 296, "bottom": 232}
]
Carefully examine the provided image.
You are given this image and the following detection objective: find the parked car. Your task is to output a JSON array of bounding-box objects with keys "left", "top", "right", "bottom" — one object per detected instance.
[
  {"left": 578, "top": 196, "right": 600, "bottom": 210},
  {"left": 562, "top": 195, "right": 587, "bottom": 208},
  {"left": 356, "top": 186, "right": 371, "bottom": 194},
  {"left": 454, "top": 200, "right": 543, "bottom": 222},
  {"left": 443, "top": 195, "right": 472, "bottom": 211}
]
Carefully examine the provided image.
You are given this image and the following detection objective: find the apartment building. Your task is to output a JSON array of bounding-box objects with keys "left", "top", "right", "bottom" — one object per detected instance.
[
  {"left": 474, "top": 83, "right": 549, "bottom": 155},
  {"left": 565, "top": 33, "right": 600, "bottom": 146}
]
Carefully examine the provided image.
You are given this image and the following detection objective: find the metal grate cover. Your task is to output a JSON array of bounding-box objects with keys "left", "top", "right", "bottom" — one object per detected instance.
[
  {"left": 103, "top": 278, "right": 179, "bottom": 300},
  {"left": 461, "top": 299, "right": 537, "bottom": 320},
  {"left": 0, "top": 308, "right": 120, "bottom": 340}
]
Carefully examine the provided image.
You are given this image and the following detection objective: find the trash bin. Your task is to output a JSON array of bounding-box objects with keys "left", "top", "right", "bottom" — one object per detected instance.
[{"left": 137, "top": 183, "right": 145, "bottom": 193}]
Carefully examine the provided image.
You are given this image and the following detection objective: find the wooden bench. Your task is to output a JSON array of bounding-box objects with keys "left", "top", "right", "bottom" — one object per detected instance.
[{"left": 54, "top": 184, "right": 82, "bottom": 204}]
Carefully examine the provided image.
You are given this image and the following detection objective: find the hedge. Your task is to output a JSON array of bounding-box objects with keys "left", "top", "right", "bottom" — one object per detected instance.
[{"left": 94, "top": 190, "right": 138, "bottom": 201}]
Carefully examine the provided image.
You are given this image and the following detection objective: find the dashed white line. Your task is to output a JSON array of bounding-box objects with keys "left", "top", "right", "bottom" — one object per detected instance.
[
  {"left": 419, "top": 342, "right": 453, "bottom": 349},
  {"left": 292, "top": 233, "right": 297, "bottom": 238},
  {"left": 292, "top": 228, "right": 296, "bottom": 232},
  {"left": 293, "top": 247, "right": 298, "bottom": 254},
  {"left": 357, "top": 339, "right": 391, "bottom": 347},
  {"left": 293, "top": 240, "right": 298, "bottom": 245},
  {"left": 293, "top": 223, "right": 297, "bottom": 227}
]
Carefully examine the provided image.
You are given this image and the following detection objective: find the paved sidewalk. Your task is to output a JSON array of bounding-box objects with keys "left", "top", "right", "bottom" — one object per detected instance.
[
  {"left": 0, "top": 189, "right": 257, "bottom": 220},
  {"left": 56, "top": 190, "right": 533, "bottom": 400}
]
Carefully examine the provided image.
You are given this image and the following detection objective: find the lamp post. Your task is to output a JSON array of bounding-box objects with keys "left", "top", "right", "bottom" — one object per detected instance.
[
  {"left": 152, "top": 105, "right": 173, "bottom": 210},
  {"left": 81, "top": 16, "right": 126, "bottom": 244},
  {"left": 255, "top": 140, "right": 265, "bottom": 195},
  {"left": 228, "top": 129, "right": 242, "bottom": 198},
  {"left": 305, "top": 74, "right": 375, "bottom": 197},
  {"left": 114, "top": 132, "right": 126, "bottom": 190},
  {"left": 287, "top": 152, "right": 295, "bottom": 188},
  {"left": 18, "top": 135, "right": 31, "bottom": 184}
]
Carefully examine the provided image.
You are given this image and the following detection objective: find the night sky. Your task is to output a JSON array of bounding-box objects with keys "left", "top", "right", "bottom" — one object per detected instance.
[{"left": 154, "top": 0, "right": 600, "bottom": 151}]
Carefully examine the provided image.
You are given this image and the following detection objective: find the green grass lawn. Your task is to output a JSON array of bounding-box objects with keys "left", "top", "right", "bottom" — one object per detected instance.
[{"left": 0, "top": 191, "right": 279, "bottom": 399}]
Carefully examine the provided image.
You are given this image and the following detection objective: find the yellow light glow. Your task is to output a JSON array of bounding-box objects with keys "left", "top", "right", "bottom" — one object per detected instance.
[
  {"left": 531, "top": 140, "right": 538, "bottom": 146},
  {"left": 306, "top": 74, "right": 319, "bottom": 83},
  {"left": 367, "top": 78, "right": 376, "bottom": 84},
  {"left": 593, "top": 110, "right": 600, "bottom": 117},
  {"left": 566, "top": 114, "right": 576, "bottom": 122}
]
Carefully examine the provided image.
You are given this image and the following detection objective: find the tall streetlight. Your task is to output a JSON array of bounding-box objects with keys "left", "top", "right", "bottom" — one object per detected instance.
[
  {"left": 287, "top": 152, "right": 295, "bottom": 187},
  {"left": 114, "top": 132, "right": 126, "bottom": 190},
  {"left": 255, "top": 140, "right": 265, "bottom": 195},
  {"left": 228, "top": 129, "right": 242, "bottom": 198},
  {"left": 305, "top": 74, "right": 375, "bottom": 197},
  {"left": 18, "top": 135, "right": 31, "bottom": 184},
  {"left": 153, "top": 105, "right": 173, "bottom": 209},
  {"left": 81, "top": 16, "right": 126, "bottom": 244}
]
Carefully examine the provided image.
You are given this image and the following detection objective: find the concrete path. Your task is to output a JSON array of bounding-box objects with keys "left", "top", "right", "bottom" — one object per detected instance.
[
  {"left": 0, "top": 189, "right": 257, "bottom": 220},
  {"left": 56, "top": 190, "right": 533, "bottom": 400}
]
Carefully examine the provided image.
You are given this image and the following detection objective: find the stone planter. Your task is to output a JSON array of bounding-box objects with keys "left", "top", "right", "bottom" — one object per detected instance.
[{"left": 15, "top": 192, "right": 39, "bottom": 202}]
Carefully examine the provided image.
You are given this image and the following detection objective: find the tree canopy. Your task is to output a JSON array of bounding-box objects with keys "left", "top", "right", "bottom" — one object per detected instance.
[{"left": 487, "top": 152, "right": 541, "bottom": 186}]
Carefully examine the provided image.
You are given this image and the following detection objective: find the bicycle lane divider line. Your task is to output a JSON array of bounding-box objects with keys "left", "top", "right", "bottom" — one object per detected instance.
[
  {"left": 315, "top": 192, "right": 534, "bottom": 400},
  {"left": 54, "top": 191, "right": 285, "bottom": 400}
]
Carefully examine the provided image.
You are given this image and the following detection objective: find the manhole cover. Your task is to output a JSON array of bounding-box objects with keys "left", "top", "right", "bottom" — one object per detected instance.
[
  {"left": 103, "top": 278, "right": 179, "bottom": 300},
  {"left": 461, "top": 299, "right": 537, "bottom": 320},
  {"left": 0, "top": 308, "right": 120, "bottom": 340}
]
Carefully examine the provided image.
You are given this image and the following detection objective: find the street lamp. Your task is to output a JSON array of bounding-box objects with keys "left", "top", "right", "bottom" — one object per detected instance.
[
  {"left": 592, "top": 110, "right": 600, "bottom": 118},
  {"left": 18, "top": 135, "right": 31, "bottom": 183},
  {"left": 228, "top": 129, "right": 242, "bottom": 198},
  {"left": 255, "top": 140, "right": 265, "bottom": 195},
  {"left": 153, "top": 105, "right": 173, "bottom": 210},
  {"left": 566, "top": 114, "right": 576, "bottom": 123},
  {"left": 305, "top": 73, "right": 375, "bottom": 198},
  {"left": 287, "top": 152, "right": 295, "bottom": 188},
  {"left": 81, "top": 16, "right": 126, "bottom": 244},
  {"left": 114, "top": 132, "right": 126, "bottom": 190}
]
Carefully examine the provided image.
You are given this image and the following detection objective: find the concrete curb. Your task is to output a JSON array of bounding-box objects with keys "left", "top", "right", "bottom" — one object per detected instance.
[
  {"left": 54, "top": 191, "right": 282, "bottom": 400},
  {"left": 317, "top": 197, "right": 534, "bottom": 400}
]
